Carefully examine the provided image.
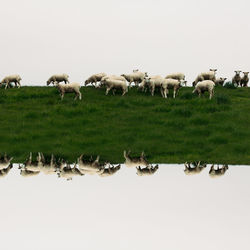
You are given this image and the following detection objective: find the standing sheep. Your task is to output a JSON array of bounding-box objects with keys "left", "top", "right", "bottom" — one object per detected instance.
[
  {"left": 78, "top": 155, "right": 105, "bottom": 175},
  {"left": 161, "top": 79, "right": 186, "bottom": 98},
  {"left": 192, "top": 80, "right": 215, "bottom": 99},
  {"left": 47, "top": 74, "right": 69, "bottom": 86},
  {"left": 165, "top": 72, "right": 185, "bottom": 82},
  {"left": 215, "top": 77, "right": 227, "bottom": 86},
  {"left": 55, "top": 82, "right": 82, "bottom": 100},
  {"left": 85, "top": 73, "right": 107, "bottom": 86},
  {"left": 192, "top": 69, "right": 217, "bottom": 86},
  {"left": 124, "top": 151, "right": 149, "bottom": 168},
  {"left": 101, "top": 78, "right": 128, "bottom": 96},
  {"left": 240, "top": 72, "right": 249, "bottom": 87},
  {"left": 121, "top": 71, "right": 148, "bottom": 87},
  {"left": 0, "top": 75, "right": 22, "bottom": 89},
  {"left": 232, "top": 71, "right": 241, "bottom": 87}
]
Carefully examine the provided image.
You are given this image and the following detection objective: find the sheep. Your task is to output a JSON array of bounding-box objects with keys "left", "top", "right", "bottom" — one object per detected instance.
[
  {"left": 55, "top": 82, "right": 82, "bottom": 100},
  {"left": 144, "top": 76, "right": 165, "bottom": 96},
  {"left": 240, "top": 72, "right": 249, "bottom": 87},
  {"left": 232, "top": 71, "right": 241, "bottom": 87},
  {"left": 47, "top": 74, "right": 69, "bottom": 86},
  {"left": 121, "top": 71, "right": 148, "bottom": 87},
  {"left": 161, "top": 79, "right": 187, "bottom": 98},
  {"left": 215, "top": 77, "right": 227, "bottom": 86},
  {"left": 99, "top": 75, "right": 126, "bottom": 86},
  {"left": 192, "top": 80, "right": 215, "bottom": 99},
  {"left": 124, "top": 151, "right": 149, "bottom": 168},
  {"left": 56, "top": 163, "right": 83, "bottom": 181},
  {"left": 192, "top": 69, "right": 217, "bottom": 86},
  {"left": 165, "top": 72, "right": 185, "bottom": 82},
  {"left": 39, "top": 154, "right": 57, "bottom": 175},
  {"left": 0, "top": 75, "right": 22, "bottom": 89},
  {"left": 136, "top": 165, "right": 159, "bottom": 176},
  {"left": 100, "top": 78, "right": 128, "bottom": 96},
  {"left": 85, "top": 73, "right": 107, "bottom": 86},
  {"left": 138, "top": 75, "right": 162, "bottom": 92},
  {"left": 19, "top": 167, "right": 40, "bottom": 177},
  {"left": 20, "top": 152, "right": 42, "bottom": 172},
  {"left": 78, "top": 155, "right": 105, "bottom": 175},
  {"left": 184, "top": 162, "right": 207, "bottom": 175},
  {"left": 209, "top": 164, "right": 229, "bottom": 178},
  {"left": 0, "top": 153, "right": 13, "bottom": 170},
  {"left": 98, "top": 164, "right": 121, "bottom": 177},
  {"left": 0, "top": 164, "right": 13, "bottom": 178}
]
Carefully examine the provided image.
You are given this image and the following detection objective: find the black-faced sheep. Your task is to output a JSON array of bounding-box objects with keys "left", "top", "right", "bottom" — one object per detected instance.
[
  {"left": 0, "top": 75, "right": 22, "bottom": 89},
  {"left": 47, "top": 74, "right": 69, "bottom": 86},
  {"left": 55, "top": 82, "right": 82, "bottom": 100},
  {"left": 192, "top": 80, "right": 215, "bottom": 99}
]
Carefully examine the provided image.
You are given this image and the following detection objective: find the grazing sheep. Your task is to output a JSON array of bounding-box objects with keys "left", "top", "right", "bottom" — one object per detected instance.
[
  {"left": 47, "top": 74, "right": 69, "bottom": 86},
  {"left": 85, "top": 73, "right": 107, "bottom": 86},
  {"left": 78, "top": 155, "right": 105, "bottom": 175},
  {"left": 136, "top": 165, "right": 159, "bottom": 176},
  {"left": 0, "top": 164, "right": 13, "bottom": 178},
  {"left": 215, "top": 77, "right": 227, "bottom": 86},
  {"left": 232, "top": 71, "right": 241, "bottom": 86},
  {"left": 161, "top": 79, "right": 187, "bottom": 98},
  {"left": 121, "top": 71, "right": 148, "bottom": 87},
  {"left": 192, "top": 80, "right": 215, "bottom": 99},
  {"left": 193, "top": 69, "right": 217, "bottom": 86},
  {"left": 184, "top": 162, "right": 207, "bottom": 175},
  {"left": 57, "top": 163, "right": 83, "bottom": 181},
  {"left": 40, "top": 154, "right": 57, "bottom": 175},
  {"left": 124, "top": 151, "right": 149, "bottom": 168},
  {"left": 55, "top": 82, "right": 82, "bottom": 100},
  {"left": 0, "top": 153, "right": 13, "bottom": 170},
  {"left": 98, "top": 164, "right": 121, "bottom": 177},
  {"left": 240, "top": 72, "right": 249, "bottom": 87},
  {"left": 209, "top": 164, "right": 229, "bottom": 178},
  {"left": 0, "top": 75, "right": 22, "bottom": 89},
  {"left": 145, "top": 76, "right": 165, "bottom": 96},
  {"left": 99, "top": 75, "right": 126, "bottom": 85},
  {"left": 165, "top": 73, "right": 185, "bottom": 82},
  {"left": 101, "top": 78, "right": 128, "bottom": 96}
]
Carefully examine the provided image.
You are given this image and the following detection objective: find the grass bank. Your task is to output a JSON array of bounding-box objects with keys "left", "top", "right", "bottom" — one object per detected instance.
[{"left": 0, "top": 86, "right": 249, "bottom": 164}]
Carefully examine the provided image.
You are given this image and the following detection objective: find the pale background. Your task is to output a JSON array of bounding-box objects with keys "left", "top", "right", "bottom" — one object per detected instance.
[{"left": 0, "top": 0, "right": 249, "bottom": 85}]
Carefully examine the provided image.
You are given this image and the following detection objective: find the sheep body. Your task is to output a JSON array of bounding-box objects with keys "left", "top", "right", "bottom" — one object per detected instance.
[
  {"left": 47, "top": 74, "right": 69, "bottom": 86},
  {"left": 0, "top": 75, "right": 22, "bottom": 89},
  {"left": 55, "top": 82, "right": 82, "bottom": 100},
  {"left": 85, "top": 73, "right": 107, "bottom": 86},
  {"left": 121, "top": 71, "right": 148, "bottom": 87},
  {"left": 161, "top": 79, "right": 186, "bottom": 98},
  {"left": 193, "top": 69, "right": 217, "bottom": 86},
  {"left": 165, "top": 72, "right": 185, "bottom": 81},
  {"left": 102, "top": 78, "right": 128, "bottom": 96},
  {"left": 192, "top": 80, "right": 215, "bottom": 99}
]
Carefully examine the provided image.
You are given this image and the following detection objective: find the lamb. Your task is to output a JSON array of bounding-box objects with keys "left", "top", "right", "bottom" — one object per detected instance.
[
  {"left": 121, "top": 71, "right": 148, "bottom": 87},
  {"left": 192, "top": 80, "right": 215, "bottom": 99},
  {"left": 47, "top": 74, "right": 69, "bottom": 86},
  {"left": 192, "top": 69, "right": 217, "bottom": 86},
  {"left": 0, "top": 164, "right": 13, "bottom": 178},
  {"left": 161, "top": 79, "right": 187, "bottom": 98},
  {"left": 209, "top": 164, "right": 228, "bottom": 178},
  {"left": 78, "top": 155, "right": 105, "bottom": 175},
  {"left": 184, "top": 162, "right": 207, "bottom": 175},
  {"left": 165, "top": 72, "right": 185, "bottom": 82},
  {"left": 215, "top": 77, "right": 227, "bottom": 86},
  {"left": 0, "top": 153, "right": 13, "bottom": 170},
  {"left": 232, "top": 71, "right": 241, "bottom": 87},
  {"left": 101, "top": 78, "right": 128, "bottom": 96},
  {"left": 85, "top": 73, "right": 107, "bottom": 86},
  {"left": 55, "top": 82, "right": 82, "bottom": 100},
  {"left": 0, "top": 75, "right": 22, "bottom": 89},
  {"left": 124, "top": 151, "right": 149, "bottom": 168},
  {"left": 136, "top": 165, "right": 159, "bottom": 176},
  {"left": 98, "top": 164, "right": 121, "bottom": 177},
  {"left": 240, "top": 72, "right": 249, "bottom": 87}
]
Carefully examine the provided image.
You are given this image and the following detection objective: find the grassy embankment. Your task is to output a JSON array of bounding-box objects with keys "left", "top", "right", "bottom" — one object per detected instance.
[{"left": 0, "top": 86, "right": 249, "bottom": 164}]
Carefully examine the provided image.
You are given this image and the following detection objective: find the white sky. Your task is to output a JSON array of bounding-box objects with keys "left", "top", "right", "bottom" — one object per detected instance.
[
  {"left": 0, "top": 164, "right": 250, "bottom": 250},
  {"left": 0, "top": 0, "right": 250, "bottom": 85}
]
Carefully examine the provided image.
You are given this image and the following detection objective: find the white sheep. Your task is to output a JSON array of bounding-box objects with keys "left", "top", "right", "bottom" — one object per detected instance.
[
  {"left": 55, "top": 82, "right": 82, "bottom": 100},
  {"left": 39, "top": 154, "right": 57, "bottom": 175},
  {"left": 85, "top": 73, "right": 107, "bottom": 86},
  {"left": 193, "top": 69, "right": 217, "bottom": 86},
  {"left": 144, "top": 76, "right": 165, "bottom": 96},
  {"left": 124, "top": 151, "right": 149, "bottom": 168},
  {"left": 165, "top": 72, "right": 185, "bottom": 82},
  {"left": 101, "top": 78, "right": 128, "bottom": 96},
  {"left": 215, "top": 77, "right": 227, "bottom": 86},
  {"left": 192, "top": 80, "right": 215, "bottom": 99},
  {"left": 20, "top": 152, "right": 42, "bottom": 172},
  {"left": 47, "top": 74, "right": 69, "bottom": 86},
  {"left": 0, "top": 75, "right": 22, "bottom": 89},
  {"left": 161, "top": 79, "right": 186, "bottom": 98},
  {"left": 138, "top": 75, "right": 162, "bottom": 92},
  {"left": 136, "top": 165, "right": 159, "bottom": 176},
  {"left": 99, "top": 75, "right": 126, "bottom": 85},
  {"left": 121, "top": 71, "right": 148, "bottom": 87},
  {"left": 232, "top": 71, "right": 241, "bottom": 87},
  {"left": 240, "top": 72, "right": 249, "bottom": 87}
]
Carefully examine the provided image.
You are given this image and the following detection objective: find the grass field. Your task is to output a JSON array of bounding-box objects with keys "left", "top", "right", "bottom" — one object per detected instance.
[{"left": 0, "top": 85, "right": 249, "bottom": 164}]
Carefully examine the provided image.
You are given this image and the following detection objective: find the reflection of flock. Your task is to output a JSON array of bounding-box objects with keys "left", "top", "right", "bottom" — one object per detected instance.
[{"left": 0, "top": 153, "right": 231, "bottom": 180}]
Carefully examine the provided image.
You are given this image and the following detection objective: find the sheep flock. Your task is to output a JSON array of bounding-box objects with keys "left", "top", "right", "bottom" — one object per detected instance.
[{"left": 0, "top": 70, "right": 249, "bottom": 100}]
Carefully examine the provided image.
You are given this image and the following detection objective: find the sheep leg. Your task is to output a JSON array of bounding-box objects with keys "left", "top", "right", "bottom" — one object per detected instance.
[
  {"left": 160, "top": 88, "right": 164, "bottom": 98},
  {"left": 106, "top": 87, "right": 111, "bottom": 95},
  {"left": 61, "top": 92, "right": 64, "bottom": 100},
  {"left": 5, "top": 81, "right": 9, "bottom": 89},
  {"left": 151, "top": 86, "right": 155, "bottom": 96},
  {"left": 173, "top": 89, "right": 176, "bottom": 98}
]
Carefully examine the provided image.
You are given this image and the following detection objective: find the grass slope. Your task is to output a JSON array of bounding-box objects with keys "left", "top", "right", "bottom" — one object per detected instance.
[{"left": 0, "top": 86, "right": 249, "bottom": 164}]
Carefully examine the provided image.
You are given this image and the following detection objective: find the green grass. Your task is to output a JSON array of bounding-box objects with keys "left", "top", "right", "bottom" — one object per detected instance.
[{"left": 0, "top": 86, "right": 250, "bottom": 164}]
